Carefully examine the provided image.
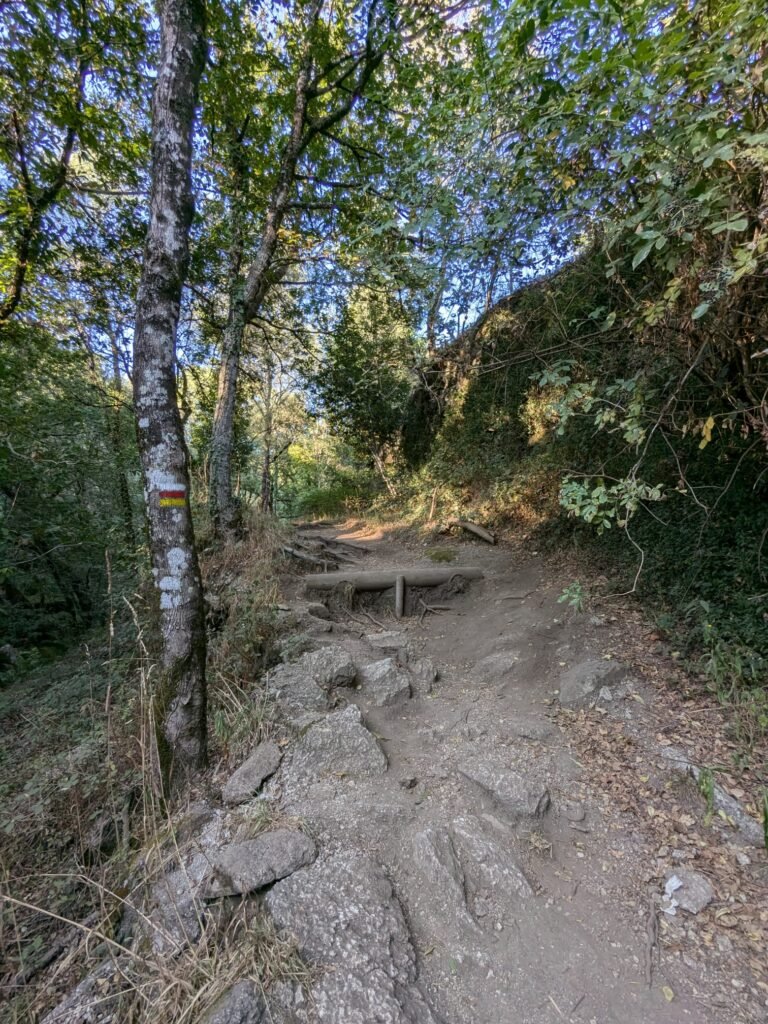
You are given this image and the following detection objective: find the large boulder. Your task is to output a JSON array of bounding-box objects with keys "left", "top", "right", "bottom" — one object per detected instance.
[
  {"left": 281, "top": 705, "right": 387, "bottom": 791},
  {"left": 222, "top": 741, "right": 283, "bottom": 805},
  {"left": 266, "top": 662, "right": 329, "bottom": 716},
  {"left": 266, "top": 648, "right": 357, "bottom": 717},
  {"left": 301, "top": 647, "right": 357, "bottom": 689},
  {"left": 358, "top": 658, "right": 411, "bottom": 706},
  {"left": 266, "top": 852, "right": 443, "bottom": 1023},
  {"left": 204, "top": 830, "right": 317, "bottom": 898}
]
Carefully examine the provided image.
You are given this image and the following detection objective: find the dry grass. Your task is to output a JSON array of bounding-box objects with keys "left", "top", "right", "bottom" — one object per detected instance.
[{"left": 0, "top": 509, "right": 304, "bottom": 1022}]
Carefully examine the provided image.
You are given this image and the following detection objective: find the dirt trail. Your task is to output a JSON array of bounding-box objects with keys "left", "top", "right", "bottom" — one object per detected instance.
[{"left": 280, "top": 522, "right": 767, "bottom": 1024}]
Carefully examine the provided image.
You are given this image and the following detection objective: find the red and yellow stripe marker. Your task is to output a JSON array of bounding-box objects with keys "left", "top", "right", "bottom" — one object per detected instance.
[{"left": 159, "top": 488, "right": 186, "bottom": 508}]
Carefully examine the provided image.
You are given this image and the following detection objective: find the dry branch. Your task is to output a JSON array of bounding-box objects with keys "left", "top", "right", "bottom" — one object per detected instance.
[{"left": 447, "top": 519, "right": 496, "bottom": 544}]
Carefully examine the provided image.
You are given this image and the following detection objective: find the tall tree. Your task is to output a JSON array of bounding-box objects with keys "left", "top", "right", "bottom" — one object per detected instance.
[
  {"left": 206, "top": 0, "right": 389, "bottom": 535},
  {"left": 133, "top": 0, "right": 208, "bottom": 780}
]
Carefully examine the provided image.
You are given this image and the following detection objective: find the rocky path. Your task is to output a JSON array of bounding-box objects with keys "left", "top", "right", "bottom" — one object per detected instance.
[
  {"left": 269, "top": 522, "right": 766, "bottom": 1024},
  {"left": 40, "top": 521, "right": 768, "bottom": 1024}
]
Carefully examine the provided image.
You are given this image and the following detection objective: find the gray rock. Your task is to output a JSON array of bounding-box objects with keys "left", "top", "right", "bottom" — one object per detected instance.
[
  {"left": 359, "top": 658, "right": 411, "bottom": 706},
  {"left": 150, "top": 849, "right": 212, "bottom": 953},
  {"left": 204, "top": 830, "right": 316, "bottom": 898},
  {"left": 473, "top": 650, "right": 521, "bottom": 682},
  {"left": 175, "top": 800, "right": 217, "bottom": 843},
  {"left": 266, "top": 852, "right": 442, "bottom": 1023},
  {"left": 267, "top": 648, "right": 358, "bottom": 715},
  {"left": 40, "top": 960, "right": 131, "bottom": 1023},
  {"left": 558, "top": 659, "right": 630, "bottom": 704},
  {"left": 450, "top": 816, "right": 534, "bottom": 899},
  {"left": 408, "top": 658, "right": 438, "bottom": 696},
  {"left": 666, "top": 867, "right": 715, "bottom": 914},
  {"left": 307, "top": 602, "right": 331, "bottom": 620},
  {"left": 264, "top": 981, "right": 311, "bottom": 1024},
  {"left": 287, "top": 711, "right": 327, "bottom": 733},
  {"left": 145, "top": 806, "right": 234, "bottom": 953},
  {"left": 282, "top": 705, "right": 387, "bottom": 788},
  {"left": 222, "top": 741, "right": 283, "bottom": 805},
  {"left": 306, "top": 618, "right": 333, "bottom": 635},
  {"left": 458, "top": 764, "right": 550, "bottom": 822},
  {"left": 661, "top": 748, "right": 765, "bottom": 847},
  {"left": 408, "top": 827, "right": 478, "bottom": 936},
  {"left": 201, "top": 981, "right": 265, "bottom": 1024},
  {"left": 266, "top": 662, "right": 329, "bottom": 716},
  {"left": 365, "top": 630, "right": 408, "bottom": 652},
  {"left": 564, "top": 802, "right": 586, "bottom": 823},
  {"left": 301, "top": 647, "right": 357, "bottom": 690}
]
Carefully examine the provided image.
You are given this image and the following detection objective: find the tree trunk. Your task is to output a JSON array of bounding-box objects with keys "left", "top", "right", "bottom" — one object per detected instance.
[
  {"left": 207, "top": 30, "right": 313, "bottom": 536},
  {"left": 208, "top": 0, "right": 384, "bottom": 532},
  {"left": 108, "top": 335, "right": 136, "bottom": 549},
  {"left": 260, "top": 362, "right": 273, "bottom": 514},
  {"left": 133, "top": 0, "right": 207, "bottom": 784},
  {"left": 209, "top": 231, "right": 245, "bottom": 534},
  {"left": 426, "top": 251, "right": 447, "bottom": 357},
  {"left": 372, "top": 446, "right": 396, "bottom": 497}
]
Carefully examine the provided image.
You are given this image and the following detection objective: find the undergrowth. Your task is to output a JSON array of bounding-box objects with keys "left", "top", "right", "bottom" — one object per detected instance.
[
  {"left": 386, "top": 253, "right": 768, "bottom": 745},
  {"left": 0, "top": 510, "right": 290, "bottom": 1020}
]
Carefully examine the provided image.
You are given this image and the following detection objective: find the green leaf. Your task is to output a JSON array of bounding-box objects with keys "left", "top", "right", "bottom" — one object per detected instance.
[{"left": 632, "top": 241, "right": 654, "bottom": 270}]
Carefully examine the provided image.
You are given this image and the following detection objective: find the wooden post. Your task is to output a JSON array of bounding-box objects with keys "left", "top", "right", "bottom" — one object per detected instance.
[{"left": 395, "top": 574, "right": 405, "bottom": 619}]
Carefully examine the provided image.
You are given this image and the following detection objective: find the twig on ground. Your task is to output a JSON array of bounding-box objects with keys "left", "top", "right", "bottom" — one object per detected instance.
[
  {"left": 644, "top": 893, "right": 658, "bottom": 987},
  {"left": 359, "top": 609, "right": 387, "bottom": 629}
]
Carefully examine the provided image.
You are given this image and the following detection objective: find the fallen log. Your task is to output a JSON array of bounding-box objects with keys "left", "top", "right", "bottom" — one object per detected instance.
[
  {"left": 447, "top": 518, "right": 496, "bottom": 545},
  {"left": 291, "top": 520, "right": 339, "bottom": 529},
  {"left": 303, "top": 566, "right": 484, "bottom": 592}
]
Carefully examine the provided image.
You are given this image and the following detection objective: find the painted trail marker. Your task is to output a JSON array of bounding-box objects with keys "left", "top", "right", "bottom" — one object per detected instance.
[{"left": 159, "top": 488, "right": 186, "bottom": 508}]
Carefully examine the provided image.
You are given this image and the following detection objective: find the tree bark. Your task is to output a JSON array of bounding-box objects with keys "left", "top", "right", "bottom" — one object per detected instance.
[
  {"left": 133, "top": 0, "right": 207, "bottom": 783},
  {"left": 260, "top": 352, "right": 274, "bottom": 513},
  {"left": 209, "top": 223, "right": 245, "bottom": 534}
]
